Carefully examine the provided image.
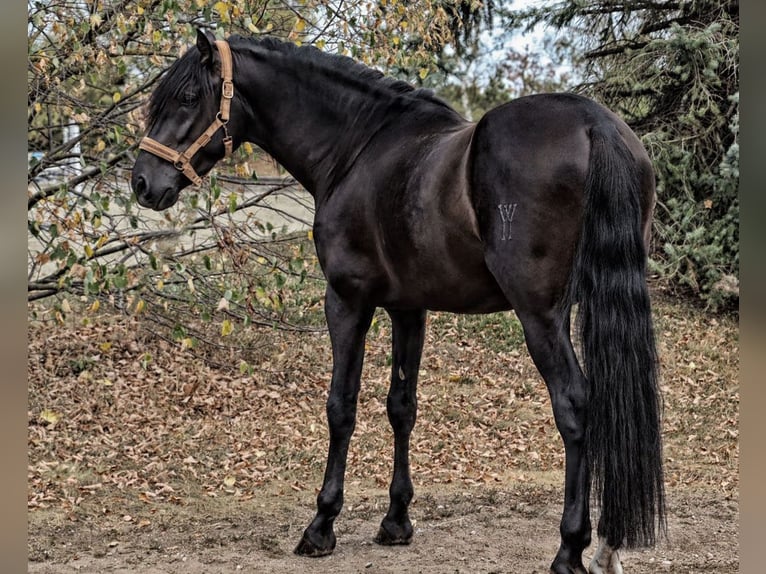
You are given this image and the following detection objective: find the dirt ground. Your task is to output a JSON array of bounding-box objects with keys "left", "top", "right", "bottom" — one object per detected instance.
[
  {"left": 28, "top": 292, "right": 739, "bottom": 573},
  {"left": 28, "top": 482, "right": 738, "bottom": 573}
]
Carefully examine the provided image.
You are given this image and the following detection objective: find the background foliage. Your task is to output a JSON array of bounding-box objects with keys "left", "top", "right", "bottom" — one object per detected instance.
[
  {"left": 505, "top": 0, "right": 739, "bottom": 309},
  {"left": 28, "top": 0, "right": 739, "bottom": 351}
]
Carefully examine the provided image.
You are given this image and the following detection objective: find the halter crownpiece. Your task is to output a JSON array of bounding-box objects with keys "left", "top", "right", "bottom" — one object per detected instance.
[{"left": 139, "top": 39, "right": 234, "bottom": 186}]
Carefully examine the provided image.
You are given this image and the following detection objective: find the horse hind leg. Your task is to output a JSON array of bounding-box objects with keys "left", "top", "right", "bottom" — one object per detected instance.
[
  {"left": 375, "top": 308, "right": 427, "bottom": 546},
  {"left": 514, "top": 308, "right": 594, "bottom": 574}
]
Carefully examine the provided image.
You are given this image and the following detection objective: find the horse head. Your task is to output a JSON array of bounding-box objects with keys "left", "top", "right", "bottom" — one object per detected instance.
[{"left": 131, "top": 29, "right": 235, "bottom": 210}]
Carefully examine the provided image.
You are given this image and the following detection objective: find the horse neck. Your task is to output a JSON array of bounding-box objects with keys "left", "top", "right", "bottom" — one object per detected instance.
[{"left": 232, "top": 43, "right": 460, "bottom": 199}]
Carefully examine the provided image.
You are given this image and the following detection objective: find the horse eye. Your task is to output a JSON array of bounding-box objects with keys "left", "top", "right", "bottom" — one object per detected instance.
[{"left": 180, "top": 91, "right": 198, "bottom": 107}]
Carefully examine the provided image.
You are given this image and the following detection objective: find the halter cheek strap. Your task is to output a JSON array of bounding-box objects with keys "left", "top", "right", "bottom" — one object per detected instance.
[{"left": 139, "top": 39, "right": 235, "bottom": 186}]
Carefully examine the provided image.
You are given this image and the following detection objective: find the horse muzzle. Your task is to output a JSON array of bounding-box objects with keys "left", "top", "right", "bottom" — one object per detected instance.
[{"left": 131, "top": 170, "right": 180, "bottom": 211}]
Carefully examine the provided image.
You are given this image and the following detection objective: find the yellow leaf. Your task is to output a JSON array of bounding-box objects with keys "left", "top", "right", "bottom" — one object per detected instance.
[
  {"left": 221, "top": 319, "right": 233, "bottom": 337},
  {"left": 243, "top": 142, "right": 253, "bottom": 155},
  {"left": 40, "top": 410, "right": 60, "bottom": 425},
  {"left": 112, "top": 92, "right": 121, "bottom": 103},
  {"left": 135, "top": 299, "right": 145, "bottom": 314},
  {"left": 84, "top": 244, "right": 94, "bottom": 258},
  {"left": 181, "top": 337, "right": 194, "bottom": 350},
  {"left": 223, "top": 476, "right": 236, "bottom": 487},
  {"left": 307, "top": 230, "right": 314, "bottom": 241},
  {"left": 137, "top": 6, "right": 144, "bottom": 15},
  {"left": 419, "top": 68, "right": 429, "bottom": 80},
  {"left": 294, "top": 18, "right": 306, "bottom": 32},
  {"left": 89, "top": 299, "right": 100, "bottom": 313},
  {"left": 100, "top": 342, "right": 112, "bottom": 352},
  {"left": 214, "top": 1, "right": 229, "bottom": 22},
  {"left": 95, "top": 140, "right": 106, "bottom": 152},
  {"left": 235, "top": 162, "right": 251, "bottom": 177}
]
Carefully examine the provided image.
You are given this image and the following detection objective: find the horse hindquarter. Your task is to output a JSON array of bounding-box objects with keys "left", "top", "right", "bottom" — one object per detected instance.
[{"left": 468, "top": 93, "right": 662, "bottom": 573}]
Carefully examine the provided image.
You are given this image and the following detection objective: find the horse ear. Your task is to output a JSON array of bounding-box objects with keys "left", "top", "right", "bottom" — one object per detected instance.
[{"left": 196, "top": 28, "right": 217, "bottom": 68}]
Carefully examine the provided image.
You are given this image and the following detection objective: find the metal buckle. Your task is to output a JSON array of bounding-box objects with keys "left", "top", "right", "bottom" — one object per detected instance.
[{"left": 222, "top": 80, "right": 234, "bottom": 99}]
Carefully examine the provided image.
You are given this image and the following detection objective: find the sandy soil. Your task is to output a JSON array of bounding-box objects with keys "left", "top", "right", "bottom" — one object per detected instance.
[{"left": 28, "top": 479, "right": 737, "bottom": 573}]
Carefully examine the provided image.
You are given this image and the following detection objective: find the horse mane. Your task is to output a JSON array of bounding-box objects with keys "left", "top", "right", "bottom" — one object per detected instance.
[
  {"left": 146, "top": 34, "right": 457, "bottom": 129},
  {"left": 229, "top": 35, "right": 456, "bottom": 112}
]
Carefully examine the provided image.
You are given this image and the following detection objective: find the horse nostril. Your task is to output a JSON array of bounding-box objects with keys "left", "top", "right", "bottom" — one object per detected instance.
[{"left": 132, "top": 173, "right": 147, "bottom": 196}]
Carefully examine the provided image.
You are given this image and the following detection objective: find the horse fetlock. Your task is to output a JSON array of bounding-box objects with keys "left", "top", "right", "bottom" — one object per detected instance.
[{"left": 316, "top": 494, "right": 343, "bottom": 520}]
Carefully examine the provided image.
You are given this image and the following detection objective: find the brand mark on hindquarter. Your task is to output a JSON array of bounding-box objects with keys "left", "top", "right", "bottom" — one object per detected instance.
[{"left": 497, "top": 203, "right": 518, "bottom": 241}]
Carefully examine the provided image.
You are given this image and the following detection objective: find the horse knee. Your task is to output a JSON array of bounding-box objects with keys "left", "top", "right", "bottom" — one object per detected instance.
[
  {"left": 386, "top": 390, "right": 416, "bottom": 432},
  {"left": 326, "top": 395, "right": 357, "bottom": 438}
]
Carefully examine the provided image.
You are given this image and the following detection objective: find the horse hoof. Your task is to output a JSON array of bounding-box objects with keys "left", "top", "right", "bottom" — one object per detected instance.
[
  {"left": 293, "top": 531, "right": 335, "bottom": 557},
  {"left": 374, "top": 519, "right": 413, "bottom": 546},
  {"left": 588, "top": 539, "right": 623, "bottom": 574},
  {"left": 550, "top": 556, "right": 588, "bottom": 574}
]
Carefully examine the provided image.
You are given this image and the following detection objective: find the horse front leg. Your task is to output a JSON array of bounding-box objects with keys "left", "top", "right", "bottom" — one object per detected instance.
[
  {"left": 294, "top": 286, "right": 374, "bottom": 557},
  {"left": 374, "top": 309, "right": 427, "bottom": 546}
]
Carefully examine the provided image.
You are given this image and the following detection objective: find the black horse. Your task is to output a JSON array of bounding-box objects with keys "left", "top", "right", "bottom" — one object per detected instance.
[{"left": 131, "top": 30, "right": 665, "bottom": 574}]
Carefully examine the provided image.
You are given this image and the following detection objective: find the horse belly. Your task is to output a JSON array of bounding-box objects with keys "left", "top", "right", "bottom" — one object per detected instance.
[
  {"left": 380, "top": 228, "right": 511, "bottom": 313},
  {"left": 413, "top": 270, "right": 510, "bottom": 314}
]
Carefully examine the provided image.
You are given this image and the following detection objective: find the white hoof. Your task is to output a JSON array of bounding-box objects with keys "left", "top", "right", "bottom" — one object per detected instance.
[{"left": 589, "top": 539, "right": 623, "bottom": 574}]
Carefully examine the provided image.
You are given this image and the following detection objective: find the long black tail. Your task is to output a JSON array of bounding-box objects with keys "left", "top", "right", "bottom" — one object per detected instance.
[{"left": 564, "top": 123, "right": 665, "bottom": 549}]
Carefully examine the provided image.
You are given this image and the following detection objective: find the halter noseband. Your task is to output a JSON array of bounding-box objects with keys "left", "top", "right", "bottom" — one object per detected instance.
[{"left": 139, "top": 40, "right": 234, "bottom": 186}]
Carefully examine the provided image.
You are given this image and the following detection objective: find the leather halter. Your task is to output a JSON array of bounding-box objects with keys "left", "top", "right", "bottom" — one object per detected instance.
[{"left": 139, "top": 40, "right": 234, "bottom": 186}]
